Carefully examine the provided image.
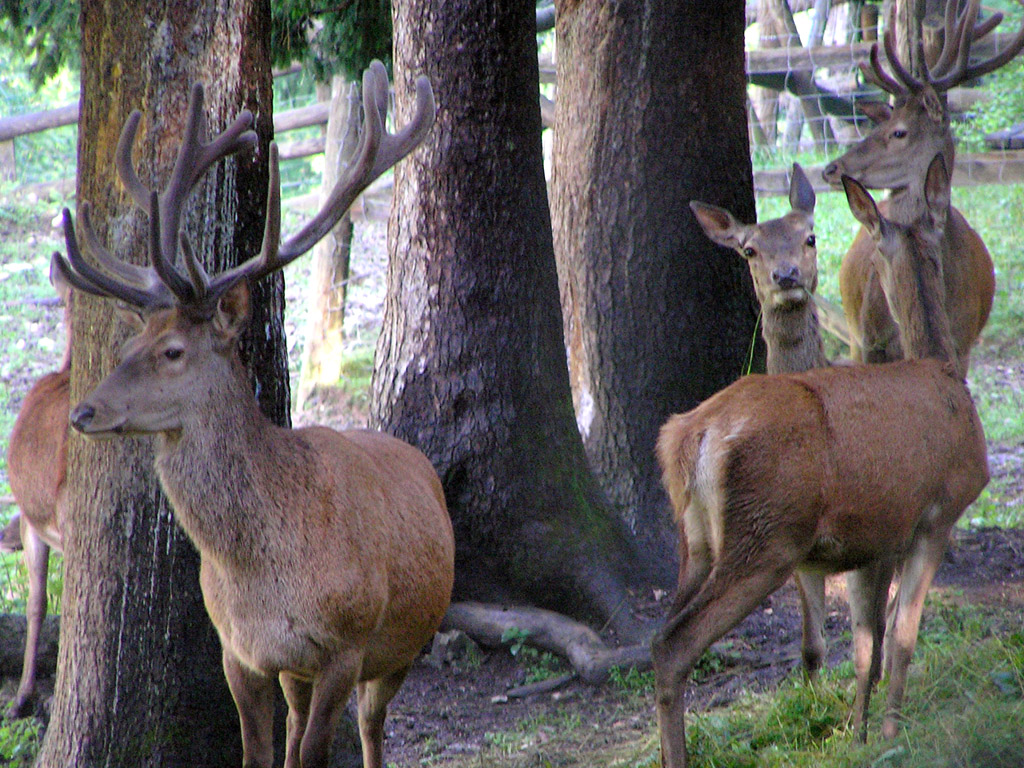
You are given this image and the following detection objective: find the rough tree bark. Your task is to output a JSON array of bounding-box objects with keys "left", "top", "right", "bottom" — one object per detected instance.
[
  {"left": 37, "top": 2, "right": 289, "bottom": 765},
  {"left": 551, "top": 0, "right": 765, "bottom": 583},
  {"left": 372, "top": 0, "right": 654, "bottom": 638}
]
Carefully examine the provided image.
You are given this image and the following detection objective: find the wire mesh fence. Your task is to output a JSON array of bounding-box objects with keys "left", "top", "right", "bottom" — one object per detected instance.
[{"left": 746, "top": 0, "right": 1024, "bottom": 196}]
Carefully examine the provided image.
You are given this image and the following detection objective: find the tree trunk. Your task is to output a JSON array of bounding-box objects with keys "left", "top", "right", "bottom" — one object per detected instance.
[
  {"left": 297, "top": 76, "right": 361, "bottom": 411},
  {"left": 373, "top": 0, "right": 652, "bottom": 639},
  {"left": 551, "top": 0, "right": 764, "bottom": 582},
  {"left": 38, "top": 2, "right": 289, "bottom": 765}
]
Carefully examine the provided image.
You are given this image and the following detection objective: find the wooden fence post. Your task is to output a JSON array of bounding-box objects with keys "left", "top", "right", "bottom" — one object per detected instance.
[{"left": 0, "top": 139, "right": 15, "bottom": 182}]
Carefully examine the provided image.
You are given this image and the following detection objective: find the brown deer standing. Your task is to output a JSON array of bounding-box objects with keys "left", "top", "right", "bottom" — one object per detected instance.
[
  {"left": 653, "top": 157, "right": 989, "bottom": 767},
  {"left": 690, "top": 164, "right": 832, "bottom": 678},
  {"left": 3, "top": 262, "right": 72, "bottom": 718},
  {"left": 821, "top": 0, "right": 1022, "bottom": 375},
  {"left": 56, "top": 62, "right": 454, "bottom": 768}
]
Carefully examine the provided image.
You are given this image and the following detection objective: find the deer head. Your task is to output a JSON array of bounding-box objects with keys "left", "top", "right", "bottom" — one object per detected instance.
[
  {"left": 60, "top": 62, "right": 434, "bottom": 438},
  {"left": 841, "top": 153, "right": 958, "bottom": 368},
  {"left": 690, "top": 163, "right": 817, "bottom": 313},
  {"left": 823, "top": 0, "right": 1024, "bottom": 191}
]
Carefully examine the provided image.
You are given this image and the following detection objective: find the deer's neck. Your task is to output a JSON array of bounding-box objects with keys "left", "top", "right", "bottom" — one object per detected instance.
[
  {"left": 152, "top": 368, "right": 292, "bottom": 566},
  {"left": 761, "top": 302, "right": 828, "bottom": 375},
  {"left": 892, "top": 233, "right": 959, "bottom": 370}
]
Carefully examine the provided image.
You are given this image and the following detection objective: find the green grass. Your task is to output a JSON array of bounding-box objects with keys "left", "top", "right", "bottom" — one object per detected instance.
[{"left": 614, "top": 602, "right": 1024, "bottom": 768}]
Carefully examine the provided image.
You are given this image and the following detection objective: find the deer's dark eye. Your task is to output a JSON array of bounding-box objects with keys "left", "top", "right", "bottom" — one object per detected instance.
[
  {"left": 893, "top": 129, "right": 908, "bottom": 139},
  {"left": 743, "top": 247, "right": 757, "bottom": 259},
  {"left": 806, "top": 234, "right": 816, "bottom": 247},
  {"left": 164, "top": 348, "right": 184, "bottom": 361}
]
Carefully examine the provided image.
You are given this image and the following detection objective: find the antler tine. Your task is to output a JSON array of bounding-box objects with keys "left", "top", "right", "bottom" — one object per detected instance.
[
  {"left": 180, "top": 234, "right": 211, "bottom": 300},
  {"left": 929, "top": 0, "right": 971, "bottom": 80},
  {"left": 78, "top": 202, "right": 169, "bottom": 295},
  {"left": 882, "top": 5, "right": 925, "bottom": 92},
  {"left": 153, "top": 83, "right": 257, "bottom": 299},
  {"left": 859, "top": 43, "right": 907, "bottom": 97},
  {"left": 115, "top": 111, "right": 152, "bottom": 212},
  {"left": 927, "top": 0, "right": 980, "bottom": 90},
  {"left": 143, "top": 187, "right": 197, "bottom": 302},
  {"left": 204, "top": 61, "right": 435, "bottom": 301},
  {"left": 58, "top": 209, "right": 165, "bottom": 308},
  {"left": 203, "top": 142, "right": 283, "bottom": 298},
  {"left": 940, "top": 0, "right": 1024, "bottom": 87}
]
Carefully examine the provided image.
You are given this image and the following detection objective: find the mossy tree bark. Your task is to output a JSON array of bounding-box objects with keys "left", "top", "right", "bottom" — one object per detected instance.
[
  {"left": 38, "top": 2, "right": 289, "bottom": 765},
  {"left": 372, "top": 0, "right": 656, "bottom": 637},
  {"left": 550, "top": 0, "right": 764, "bottom": 584}
]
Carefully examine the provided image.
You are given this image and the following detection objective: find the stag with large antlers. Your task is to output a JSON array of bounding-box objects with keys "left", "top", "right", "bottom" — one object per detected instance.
[
  {"left": 57, "top": 62, "right": 453, "bottom": 768},
  {"left": 821, "top": 0, "right": 1019, "bottom": 375}
]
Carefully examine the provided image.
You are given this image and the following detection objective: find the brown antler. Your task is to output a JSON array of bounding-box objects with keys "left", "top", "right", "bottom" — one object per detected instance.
[
  {"left": 203, "top": 60, "right": 435, "bottom": 302},
  {"left": 860, "top": 0, "right": 1024, "bottom": 97},
  {"left": 57, "top": 61, "right": 435, "bottom": 315},
  {"left": 56, "top": 83, "right": 258, "bottom": 309}
]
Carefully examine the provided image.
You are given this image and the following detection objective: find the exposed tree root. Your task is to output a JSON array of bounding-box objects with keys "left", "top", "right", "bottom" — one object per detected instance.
[{"left": 442, "top": 602, "right": 653, "bottom": 685}]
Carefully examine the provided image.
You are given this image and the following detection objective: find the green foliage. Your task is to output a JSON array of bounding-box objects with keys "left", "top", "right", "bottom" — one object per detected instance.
[
  {"left": 501, "top": 626, "right": 532, "bottom": 656},
  {"left": 609, "top": 665, "right": 655, "bottom": 695},
  {"left": 270, "top": 0, "right": 392, "bottom": 80},
  {"left": 0, "top": 719, "right": 41, "bottom": 767},
  {"left": 0, "top": 43, "right": 78, "bottom": 184},
  {"left": 0, "top": 1, "right": 392, "bottom": 89},
  {"left": 0, "top": 0, "right": 78, "bottom": 90},
  {"left": 954, "top": 57, "right": 1024, "bottom": 152}
]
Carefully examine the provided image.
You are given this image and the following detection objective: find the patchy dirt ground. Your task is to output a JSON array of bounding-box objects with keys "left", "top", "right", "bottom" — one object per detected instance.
[{"left": 378, "top": 526, "right": 1024, "bottom": 767}]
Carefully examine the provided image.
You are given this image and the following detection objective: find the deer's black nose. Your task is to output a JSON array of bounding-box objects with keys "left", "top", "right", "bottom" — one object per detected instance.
[
  {"left": 70, "top": 403, "right": 96, "bottom": 433},
  {"left": 773, "top": 264, "right": 800, "bottom": 289},
  {"left": 822, "top": 162, "right": 840, "bottom": 182}
]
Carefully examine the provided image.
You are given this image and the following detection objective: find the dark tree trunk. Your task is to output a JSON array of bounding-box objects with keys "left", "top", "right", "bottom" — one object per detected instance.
[
  {"left": 551, "top": 0, "right": 764, "bottom": 584},
  {"left": 372, "top": 0, "right": 654, "bottom": 638},
  {"left": 38, "top": 2, "right": 286, "bottom": 766}
]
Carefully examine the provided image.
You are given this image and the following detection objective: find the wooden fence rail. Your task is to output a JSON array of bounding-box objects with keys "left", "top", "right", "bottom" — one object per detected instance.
[{"left": 3, "top": 30, "right": 1023, "bottom": 194}]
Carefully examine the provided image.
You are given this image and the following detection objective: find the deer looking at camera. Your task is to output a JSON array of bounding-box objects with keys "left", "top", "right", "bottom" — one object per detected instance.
[
  {"left": 56, "top": 62, "right": 454, "bottom": 768},
  {"left": 2, "top": 262, "right": 72, "bottom": 719},
  {"left": 653, "top": 158, "right": 989, "bottom": 767},
  {"left": 690, "top": 164, "right": 832, "bottom": 678},
  {"left": 821, "top": 0, "right": 1022, "bottom": 374}
]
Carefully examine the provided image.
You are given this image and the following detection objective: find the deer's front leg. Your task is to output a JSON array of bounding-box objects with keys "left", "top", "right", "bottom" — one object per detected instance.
[
  {"left": 301, "top": 649, "right": 361, "bottom": 768},
  {"left": 223, "top": 650, "right": 276, "bottom": 768}
]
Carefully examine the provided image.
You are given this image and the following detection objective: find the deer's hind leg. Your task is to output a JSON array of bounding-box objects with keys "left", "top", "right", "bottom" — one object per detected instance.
[
  {"left": 652, "top": 551, "right": 795, "bottom": 768},
  {"left": 357, "top": 665, "right": 412, "bottom": 768},
  {"left": 882, "top": 522, "right": 951, "bottom": 739},
  {"left": 9, "top": 525, "right": 50, "bottom": 718},
  {"left": 794, "top": 568, "right": 827, "bottom": 677},
  {"left": 846, "top": 557, "right": 895, "bottom": 739}
]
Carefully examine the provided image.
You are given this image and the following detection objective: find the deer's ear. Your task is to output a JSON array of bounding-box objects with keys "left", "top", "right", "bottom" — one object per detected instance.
[
  {"left": 114, "top": 303, "right": 146, "bottom": 333},
  {"left": 789, "top": 163, "right": 816, "bottom": 215},
  {"left": 919, "top": 84, "right": 945, "bottom": 124},
  {"left": 690, "top": 200, "right": 747, "bottom": 251},
  {"left": 842, "top": 174, "right": 884, "bottom": 239},
  {"left": 856, "top": 100, "right": 892, "bottom": 125},
  {"left": 213, "top": 279, "right": 251, "bottom": 344}
]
